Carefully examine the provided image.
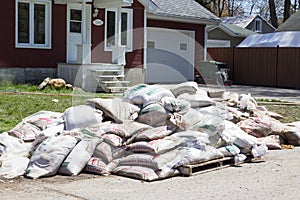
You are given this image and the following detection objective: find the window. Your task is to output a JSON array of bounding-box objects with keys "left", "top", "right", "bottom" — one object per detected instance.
[
  {"left": 70, "top": 9, "right": 82, "bottom": 33},
  {"left": 254, "top": 18, "right": 262, "bottom": 33},
  {"left": 16, "top": 0, "right": 51, "bottom": 48},
  {"left": 105, "top": 8, "right": 133, "bottom": 51}
]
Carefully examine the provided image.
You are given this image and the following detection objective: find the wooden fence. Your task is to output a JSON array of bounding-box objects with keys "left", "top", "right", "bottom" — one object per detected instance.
[{"left": 207, "top": 47, "right": 300, "bottom": 89}]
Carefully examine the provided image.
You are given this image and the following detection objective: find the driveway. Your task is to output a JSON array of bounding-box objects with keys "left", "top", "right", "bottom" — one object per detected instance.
[{"left": 198, "top": 84, "right": 300, "bottom": 103}]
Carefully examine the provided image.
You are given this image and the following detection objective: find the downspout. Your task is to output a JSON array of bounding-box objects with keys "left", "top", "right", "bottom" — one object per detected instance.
[
  {"left": 204, "top": 25, "right": 208, "bottom": 61},
  {"left": 143, "top": 9, "right": 147, "bottom": 70}
]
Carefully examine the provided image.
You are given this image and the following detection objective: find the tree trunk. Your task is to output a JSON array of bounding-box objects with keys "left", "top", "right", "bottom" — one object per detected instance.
[
  {"left": 269, "top": 0, "right": 278, "bottom": 28},
  {"left": 284, "top": 0, "right": 291, "bottom": 21}
]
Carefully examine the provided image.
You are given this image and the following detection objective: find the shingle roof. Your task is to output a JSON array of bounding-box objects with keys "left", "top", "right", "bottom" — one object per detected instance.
[
  {"left": 148, "top": 0, "right": 220, "bottom": 24},
  {"left": 221, "top": 15, "right": 256, "bottom": 28},
  {"left": 222, "top": 24, "right": 256, "bottom": 37},
  {"left": 276, "top": 10, "right": 300, "bottom": 32}
]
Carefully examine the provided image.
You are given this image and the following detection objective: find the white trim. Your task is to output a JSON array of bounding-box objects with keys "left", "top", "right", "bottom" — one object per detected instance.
[
  {"left": 15, "top": 0, "right": 52, "bottom": 49},
  {"left": 104, "top": 8, "right": 133, "bottom": 52},
  {"left": 254, "top": 18, "right": 262, "bottom": 33},
  {"left": 143, "top": 9, "right": 147, "bottom": 69}
]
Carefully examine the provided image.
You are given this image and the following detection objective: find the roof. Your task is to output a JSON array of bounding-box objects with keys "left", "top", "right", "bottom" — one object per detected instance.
[
  {"left": 221, "top": 15, "right": 275, "bottom": 30},
  {"left": 237, "top": 31, "right": 300, "bottom": 47},
  {"left": 147, "top": 0, "right": 220, "bottom": 25},
  {"left": 276, "top": 10, "right": 300, "bottom": 32},
  {"left": 208, "top": 24, "right": 256, "bottom": 37}
]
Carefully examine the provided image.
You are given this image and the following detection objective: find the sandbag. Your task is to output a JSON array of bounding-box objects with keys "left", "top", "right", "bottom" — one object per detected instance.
[
  {"left": 106, "top": 121, "right": 151, "bottom": 138},
  {"left": 177, "top": 91, "right": 214, "bottom": 108},
  {"left": 129, "top": 126, "right": 174, "bottom": 143},
  {"left": 171, "top": 130, "right": 211, "bottom": 145},
  {"left": 8, "top": 122, "right": 41, "bottom": 142},
  {"left": 218, "top": 145, "right": 240, "bottom": 157},
  {"left": 136, "top": 103, "right": 170, "bottom": 127},
  {"left": 123, "top": 84, "right": 175, "bottom": 107},
  {"left": 197, "top": 102, "right": 233, "bottom": 121},
  {"left": 93, "top": 141, "right": 125, "bottom": 164},
  {"left": 103, "top": 133, "right": 124, "bottom": 147},
  {"left": 0, "top": 156, "right": 30, "bottom": 179},
  {"left": 238, "top": 94, "right": 257, "bottom": 111},
  {"left": 83, "top": 157, "right": 109, "bottom": 176},
  {"left": 222, "top": 120, "right": 259, "bottom": 154},
  {"left": 170, "top": 81, "right": 199, "bottom": 97},
  {"left": 159, "top": 96, "right": 190, "bottom": 114},
  {"left": 112, "top": 165, "right": 159, "bottom": 181},
  {"left": 126, "top": 136, "right": 184, "bottom": 154},
  {"left": 281, "top": 121, "right": 300, "bottom": 145},
  {"left": 0, "top": 132, "right": 30, "bottom": 157},
  {"left": 86, "top": 98, "right": 140, "bottom": 123},
  {"left": 257, "top": 135, "right": 282, "bottom": 150},
  {"left": 58, "top": 129, "right": 103, "bottom": 176},
  {"left": 63, "top": 105, "right": 103, "bottom": 130},
  {"left": 25, "top": 133, "right": 79, "bottom": 179},
  {"left": 174, "top": 146, "right": 224, "bottom": 168},
  {"left": 237, "top": 115, "right": 271, "bottom": 138},
  {"left": 171, "top": 108, "right": 204, "bottom": 130}
]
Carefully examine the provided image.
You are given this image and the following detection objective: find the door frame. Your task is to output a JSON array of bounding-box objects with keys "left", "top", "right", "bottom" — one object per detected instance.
[{"left": 66, "top": 3, "right": 91, "bottom": 63}]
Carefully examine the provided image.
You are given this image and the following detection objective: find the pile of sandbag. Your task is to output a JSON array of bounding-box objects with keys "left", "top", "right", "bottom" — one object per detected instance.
[{"left": 1, "top": 81, "right": 299, "bottom": 181}]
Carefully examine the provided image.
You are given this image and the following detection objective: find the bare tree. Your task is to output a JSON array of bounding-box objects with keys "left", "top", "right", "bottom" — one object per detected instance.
[{"left": 269, "top": 0, "right": 278, "bottom": 28}]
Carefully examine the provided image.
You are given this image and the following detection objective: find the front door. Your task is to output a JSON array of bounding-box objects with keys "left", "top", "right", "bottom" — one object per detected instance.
[{"left": 67, "top": 4, "right": 91, "bottom": 63}]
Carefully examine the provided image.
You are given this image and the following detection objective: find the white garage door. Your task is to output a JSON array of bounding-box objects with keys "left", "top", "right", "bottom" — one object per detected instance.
[{"left": 146, "top": 28, "right": 195, "bottom": 83}]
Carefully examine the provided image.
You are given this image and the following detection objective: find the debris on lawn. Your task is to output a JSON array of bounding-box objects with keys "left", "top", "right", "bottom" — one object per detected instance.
[
  {"left": 1, "top": 82, "right": 299, "bottom": 181},
  {"left": 38, "top": 77, "right": 73, "bottom": 90}
]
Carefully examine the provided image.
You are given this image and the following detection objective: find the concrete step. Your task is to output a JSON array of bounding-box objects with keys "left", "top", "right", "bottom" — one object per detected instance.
[{"left": 106, "top": 86, "right": 129, "bottom": 93}]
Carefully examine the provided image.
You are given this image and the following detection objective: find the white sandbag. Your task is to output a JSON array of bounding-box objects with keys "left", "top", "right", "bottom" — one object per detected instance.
[
  {"left": 171, "top": 108, "right": 204, "bottom": 130},
  {"left": 171, "top": 130, "right": 211, "bottom": 145},
  {"left": 197, "top": 102, "right": 233, "bottom": 121},
  {"left": 238, "top": 94, "right": 257, "bottom": 111},
  {"left": 136, "top": 103, "right": 170, "bottom": 127},
  {"left": 8, "top": 122, "right": 40, "bottom": 142},
  {"left": 126, "top": 136, "right": 184, "bottom": 154},
  {"left": 106, "top": 121, "right": 151, "bottom": 138},
  {"left": 174, "top": 146, "right": 224, "bottom": 168},
  {"left": 103, "top": 133, "right": 123, "bottom": 147},
  {"left": 282, "top": 121, "right": 300, "bottom": 145},
  {"left": 237, "top": 115, "right": 271, "bottom": 138},
  {"left": 170, "top": 81, "right": 199, "bottom": 97},
  {"left": 63, "top": 105, "right": 103, "bottom": 131},
  {"left": 177, "top": 91, "right": 214, "bottom": 108},
  {"left": 93, "top": 141, "right": 114, "bottom": 164},
  {"left": 0, "top": 156, "right": 30, "bottom": 179},
  {"left": 218, "top": 145, "right": 240, "bottom": 157},
  {"left": 58, "top": 129, "right": 103, "bottom": 176},
  {"left": 26, "top": 111, "right": 64, "bottom": 130},
  {"left": 0, "top": 132, "right": 30, "bottom": 157},
  {"left": 159, "top": 96, "right": 190, "bottom": 114},
  {"left": 257, "top": 135, "right": 282, "bottom": 150},
  {"left": 131, "top": 126, "right": 174, "bottom": 142},
  {"left": 86, "top": 98, "right": 140, "bottom": 123},
  {"left": 112, "top": 165, "right": 159, "bottom": 181},
  {"left": 93, "top": 141, "right": 125, "bottom": 164},
  {"left": 222, "top": 120, "right": 258, "bottom": 154},
  {"left": 123, "top": 84, "right": 175, "bottom": 107},
  {"left": 25, "top": 133, "right": 79, "bottom": 179},
  {"left": 83, "top": 157, "right": 109, "bottom": 175}
]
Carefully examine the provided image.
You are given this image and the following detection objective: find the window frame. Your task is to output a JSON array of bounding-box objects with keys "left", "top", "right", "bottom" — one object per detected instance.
[
  {"left": 104, "top": 8, "right": 133, "bottom": 52},
  {"left": 254, "top": 18, "right": 262, "bottom": 33},
  {"left": 15, "top": 0, "right": 52, "bottom": 49}
]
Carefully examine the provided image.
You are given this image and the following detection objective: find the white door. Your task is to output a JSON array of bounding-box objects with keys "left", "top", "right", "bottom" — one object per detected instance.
[
  {"left": 67, "top": 4, "right": 91, "bottom": 63},
  {"left": 146, "top": 28, "right": 195, "bottom": 83}
]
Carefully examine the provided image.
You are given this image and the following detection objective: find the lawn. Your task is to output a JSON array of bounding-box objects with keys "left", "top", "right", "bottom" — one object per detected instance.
[{"left": 0, "top": 83, "right": 299, "bottom": 133}]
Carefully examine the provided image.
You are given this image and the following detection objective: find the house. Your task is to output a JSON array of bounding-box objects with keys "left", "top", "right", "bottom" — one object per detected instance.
[
  {"left": 221, "top": 15, "right": 275, "bottom": 34},
  {"left": 276, "top": 10, "right": 300, "bottom": 32},
  {"left": 207, "top": 23, "right": 256, "bottom": 47},
  {"left": 0, "top": 0, "right": 219, "bottom": 92}
]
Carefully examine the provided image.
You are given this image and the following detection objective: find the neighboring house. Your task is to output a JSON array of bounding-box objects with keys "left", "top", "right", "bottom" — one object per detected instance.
[
  {"left": 276, "top": 10, "right": 300, "bottom": 32},
  {"left": 207, "top": 23, "right": 256, "bottom": 47},
  {"left": 221, "top": 15, "right": 275, "bottom": 34},
  {"left": 0, "top": 0, "right": 219, "bottom": 91}
]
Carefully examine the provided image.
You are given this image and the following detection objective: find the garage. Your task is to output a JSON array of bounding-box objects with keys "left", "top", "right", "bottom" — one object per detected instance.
[{"left": 146, "top": 28, "right": 195, "bottom": 83}]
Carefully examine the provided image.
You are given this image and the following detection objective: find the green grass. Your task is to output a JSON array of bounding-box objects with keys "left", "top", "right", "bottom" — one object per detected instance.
[{"left": 0, "top": 83, "right": 120, "bottom": 133}]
